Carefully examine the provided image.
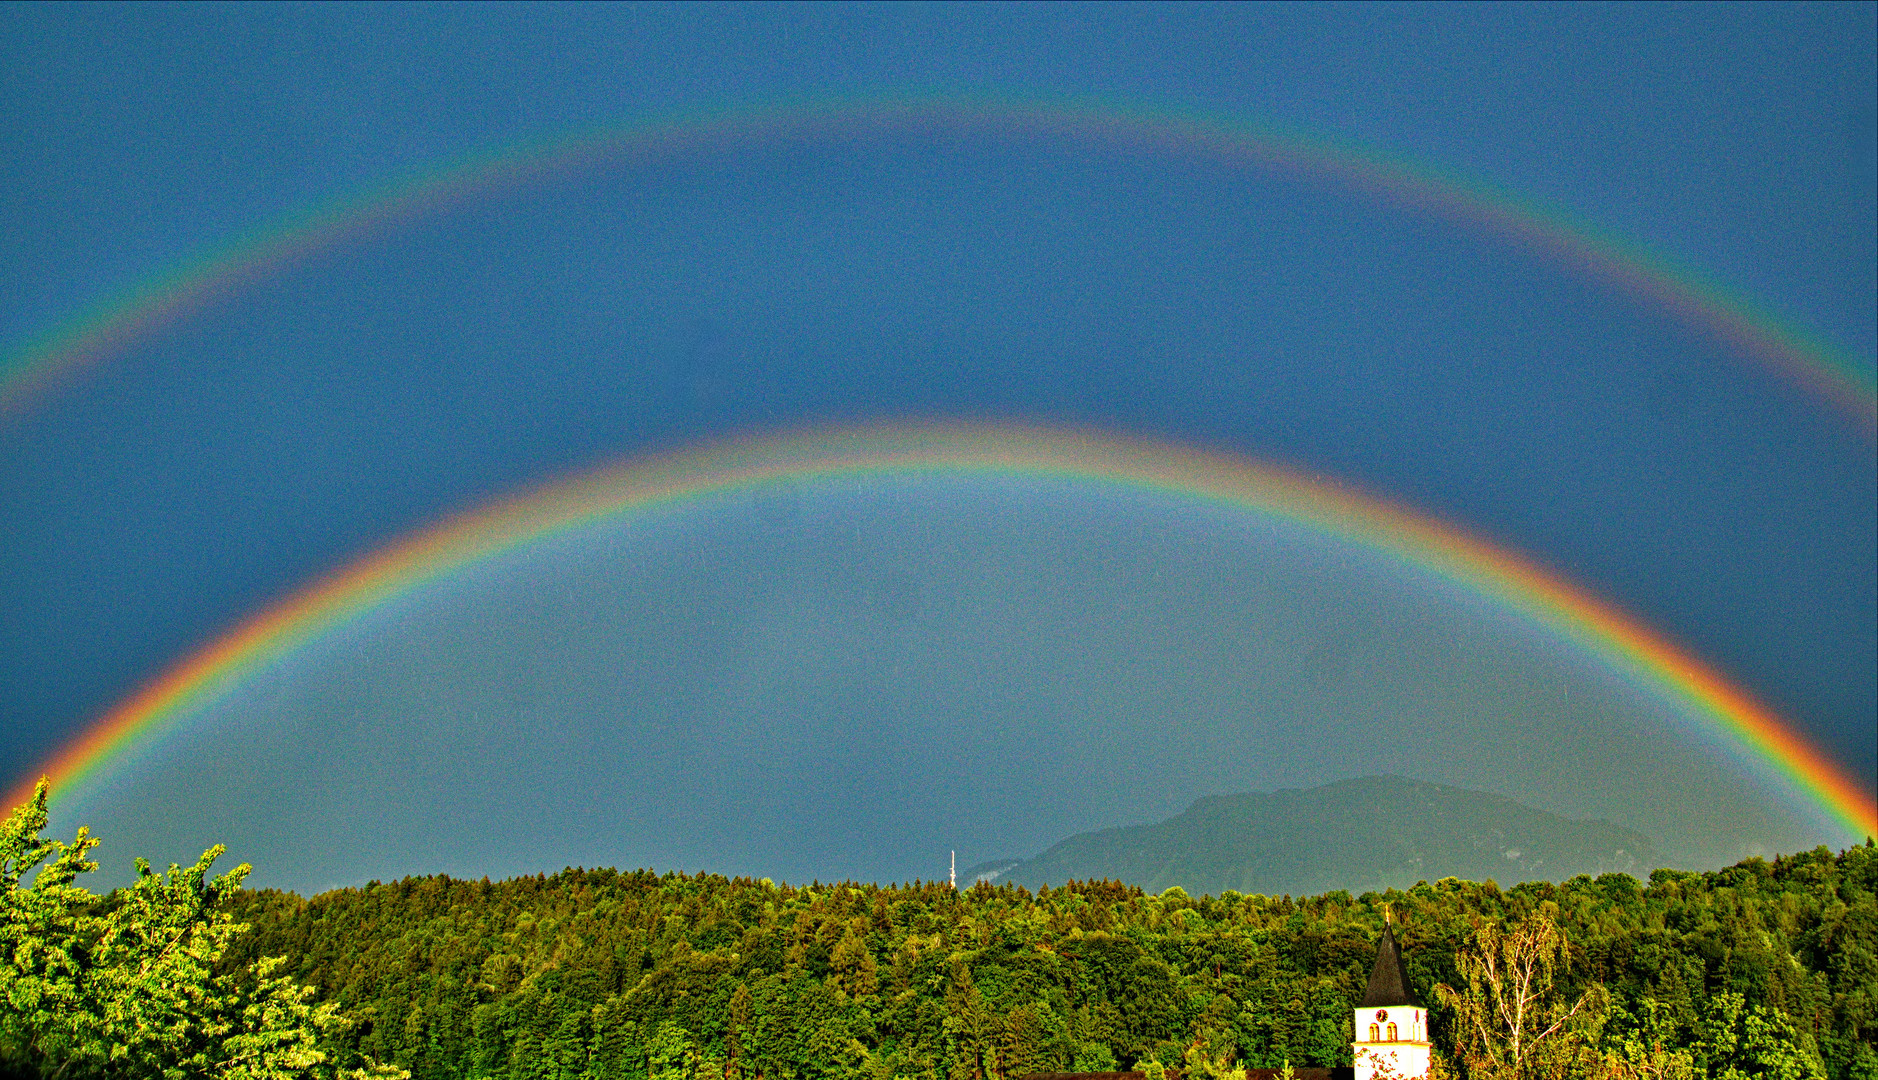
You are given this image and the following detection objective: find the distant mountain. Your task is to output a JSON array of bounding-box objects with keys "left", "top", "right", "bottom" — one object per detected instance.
[{"left": 993, "top": 775, "right": 1662, "bottom": 897}]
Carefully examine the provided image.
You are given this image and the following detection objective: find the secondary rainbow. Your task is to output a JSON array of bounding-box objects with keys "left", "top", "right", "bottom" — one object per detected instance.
[
  {"left": 1, "top": 95, "right": 1872, "bottom": 430},
  {"left": 11, "top": 422, "right": 1874, "bottom": 840}
]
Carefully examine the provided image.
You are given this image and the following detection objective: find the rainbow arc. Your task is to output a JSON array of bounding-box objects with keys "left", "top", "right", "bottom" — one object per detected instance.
[
  {"left": 11, "top": 422, "right": 1874, "bottom": 841},
  {"left": 1, "top": 96, "right": 1873, "bottom": 429}
]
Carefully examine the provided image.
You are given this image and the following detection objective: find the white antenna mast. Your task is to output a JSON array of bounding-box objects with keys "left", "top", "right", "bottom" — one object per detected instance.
[{"left": 950, "top": 850, "right": 956, "bottom": 890}]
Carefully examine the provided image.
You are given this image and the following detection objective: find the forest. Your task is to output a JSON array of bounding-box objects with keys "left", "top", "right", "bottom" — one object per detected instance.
[{"left": 3, "top": 781, "right": 1874, "bottom": 1080}]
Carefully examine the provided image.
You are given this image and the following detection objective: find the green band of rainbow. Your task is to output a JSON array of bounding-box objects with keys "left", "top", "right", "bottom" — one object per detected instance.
[
  {"left": 2, "top": 96, "right": 1873, "bottom": 431},
  {"left": 12, "top": 422, "right": 1874, "bottom": 840}
]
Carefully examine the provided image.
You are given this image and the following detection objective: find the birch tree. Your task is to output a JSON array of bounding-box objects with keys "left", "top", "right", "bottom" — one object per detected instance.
[{"left": 1433, "top": 906, "right": 1605, "bottom": 1080}]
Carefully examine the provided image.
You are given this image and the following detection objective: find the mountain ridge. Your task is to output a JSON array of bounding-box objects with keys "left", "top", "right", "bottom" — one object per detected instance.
[{"left": 988, "top": 774, "right": 1661, "bottom": 897}]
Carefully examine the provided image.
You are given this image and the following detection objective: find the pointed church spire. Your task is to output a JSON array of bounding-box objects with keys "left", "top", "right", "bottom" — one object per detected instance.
[{"left": 1359, "top": 920, "right": 1415, "bottom": 1007}]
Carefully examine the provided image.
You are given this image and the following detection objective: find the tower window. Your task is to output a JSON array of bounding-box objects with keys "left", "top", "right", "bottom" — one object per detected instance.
[
  {"left": 1368, "top": 1023, "right": 1380, "bottom": 1042},
  {"left": 1387, "top": 1022, "right": 1398, "bottom": 1041}
]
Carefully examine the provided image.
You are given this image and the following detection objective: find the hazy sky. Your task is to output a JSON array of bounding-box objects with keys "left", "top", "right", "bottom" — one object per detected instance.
[{"left": 2, "top": 4, "right": 1873, "bottom": 891}]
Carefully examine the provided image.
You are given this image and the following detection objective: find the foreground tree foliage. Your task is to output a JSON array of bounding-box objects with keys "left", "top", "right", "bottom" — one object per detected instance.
[
  {"left": 203, "top": 842, "right": 1874, "bottom": 1080},
  {"left": 0, "top": 782, "right": 405, "bottom": 1079}
]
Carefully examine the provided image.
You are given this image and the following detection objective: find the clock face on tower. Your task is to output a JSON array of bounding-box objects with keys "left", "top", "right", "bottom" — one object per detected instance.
[{"left": 1376, "top": 1010, "right": 1388, "bottom": 1023}]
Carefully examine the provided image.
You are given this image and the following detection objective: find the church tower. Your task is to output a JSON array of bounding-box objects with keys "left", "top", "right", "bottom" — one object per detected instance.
[{"left": 1353, "top": 920, "right": 1431, "bottom": 1080}]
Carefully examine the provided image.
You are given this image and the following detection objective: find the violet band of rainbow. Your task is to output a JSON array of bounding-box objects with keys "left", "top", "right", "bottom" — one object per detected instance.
[
  {"left": 10, "top": 422, "right": 1874, "bottom": 841},
  {"left": 1, "top": 96, "right": 1872, "bottom": 432}
]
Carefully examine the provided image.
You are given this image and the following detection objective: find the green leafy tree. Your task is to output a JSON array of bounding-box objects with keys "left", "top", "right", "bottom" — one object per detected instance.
[
  {"left": 1182, "top": 1035, "right": 1246, "bottom": 1080},
  {"left": 0, "top": 781, "right": 404, "bottom": 1079},
  {"left": 1600, "top": 997, "right": 1695, "bottom": 1080},
  {"left": 647, "top": 1021, "right": 700, "bottom": 1080},
  {"left": 88, "top": 846, "right": 258, "bottom": 1075},
  {"left": 1692, "top": 992, "right": 1826, "bottom": 1080},
  {"left": 1071, "top": 1042, "right": 1116, "bottom": 1072},
  {"left": 1433, "top": 906, "right": 1604, "bottom": 1080},
  {"left": 219, "top": 957, "right": 406, "bottom": 1080},
  {"left": 1, "top": 780, "right": 98, "bottom": 1070}
]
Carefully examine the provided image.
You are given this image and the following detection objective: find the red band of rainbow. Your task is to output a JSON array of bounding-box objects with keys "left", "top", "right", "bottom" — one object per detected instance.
[{"left": 11, "top": 423, "right": 1873, "bottom": 841}]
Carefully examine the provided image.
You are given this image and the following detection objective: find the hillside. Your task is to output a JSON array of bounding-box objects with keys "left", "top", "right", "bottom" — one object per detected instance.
[
  {"left": 993, "top": 775, "right": 1661, "bottom": 896},
  {"left": 218, "top": 845, "right": 1876, "bottom": 1080}
]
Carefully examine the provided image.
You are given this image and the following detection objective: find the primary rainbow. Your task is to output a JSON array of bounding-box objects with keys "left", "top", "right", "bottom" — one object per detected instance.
[
  {"left": 11, "top": 422, "right": 1874, "bottom": 840},
  {"left": 0, "top": 95, "right": 1873, "bottom": 430}
]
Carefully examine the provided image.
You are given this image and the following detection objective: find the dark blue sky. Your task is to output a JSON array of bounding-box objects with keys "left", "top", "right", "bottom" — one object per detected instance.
[{"left": 2, "top": 3, "right": 1873, "bottom": 889}]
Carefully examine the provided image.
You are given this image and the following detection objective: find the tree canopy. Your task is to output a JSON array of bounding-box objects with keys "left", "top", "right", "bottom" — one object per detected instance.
[
  {"left": 219, "top": 846, "right": 1873, "bottom": 1080},
  {"left": 5, "top": 782, "right": 1872, "bottom": 1080},
  {"left": 0, "top": 781, "right": 404, "bottom": 1080}
]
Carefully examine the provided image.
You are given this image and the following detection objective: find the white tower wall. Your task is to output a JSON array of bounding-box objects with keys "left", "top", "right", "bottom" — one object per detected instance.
[{"left": 1353, "top": 1004, "right": 1431, "bottom": 1080}]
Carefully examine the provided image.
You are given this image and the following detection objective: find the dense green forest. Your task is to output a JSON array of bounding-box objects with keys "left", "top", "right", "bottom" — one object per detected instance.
[
  {"left": 209, "top": 844, "right": 1874, "bottom": 1080},
  {"left": 6, "top": 780, "right": 1873, "bottom": 1080}
]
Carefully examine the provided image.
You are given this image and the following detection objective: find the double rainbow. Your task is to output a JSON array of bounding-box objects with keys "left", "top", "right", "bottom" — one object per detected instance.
[
  {"left": 11, "top": 423, "right": 1874, "bottom": 841},
  {"left": 2, "top": 96, "right": 1874, "bottom": 429}
]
